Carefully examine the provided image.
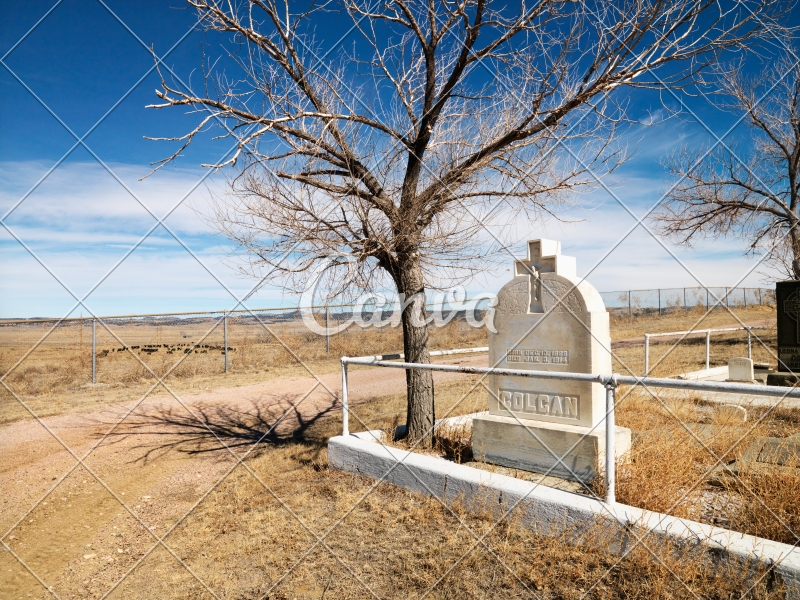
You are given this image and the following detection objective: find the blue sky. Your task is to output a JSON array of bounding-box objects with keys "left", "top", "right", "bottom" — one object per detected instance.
[{"left": 0, "top": 1, "right": 791, "bottom": 318}]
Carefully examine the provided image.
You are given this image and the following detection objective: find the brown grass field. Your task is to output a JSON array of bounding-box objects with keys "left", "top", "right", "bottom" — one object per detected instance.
[
  {"left": 1, "top": 303, "right": 798, "bottom": 599},
  {"left": 0, "top": 304, "right": 777, "bottom": 421}
]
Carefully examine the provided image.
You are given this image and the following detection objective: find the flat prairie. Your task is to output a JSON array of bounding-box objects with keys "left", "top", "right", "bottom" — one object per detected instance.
[{"left": 1, "top": 304, "right": 793, "bottom": 599}]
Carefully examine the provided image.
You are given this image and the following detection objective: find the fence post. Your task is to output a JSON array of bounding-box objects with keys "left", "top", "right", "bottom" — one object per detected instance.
[
  {"left": 644, "top": 334, "right": 650, "bottom": 376},
  {"left": 725, "top": 287, "right": 729, "bottom": 309},
  {"left": 706, "top": 287, "right": 709, "bottom": 310},
  {"left": 706, "top": 330, "right": 711, "bottom": 370},
  {"left": 91, "top": 318, "right": 96, "bottom": 384},
  {"left": 341, "top": 359, "right": 349, "bottom": 436},
  {"left": 743, "top": 287, "right": 747, "bottom": 308},
  {"left": 658, "top": 289, "right": 661, "bottom": 317},
  {"left": 747, "top": 327, "right": 752, "bottom": 360},
  {"left": 683, "top": 288, "right": 686, "bottom": 310},
  {"left": 223, "top": 312, "right": 228, "bottom": 373},
  {"left": 758, "top": 288, "right": 762, "bottom": 306},
  {"left": 326, "top": 307, "right": 330, "bottom": 355},
  {"left": 628, "top": 291, "right": 632, "bottom": 322},
  {"left": 605, "top": 379, "right": 616, "bottom": 504}
]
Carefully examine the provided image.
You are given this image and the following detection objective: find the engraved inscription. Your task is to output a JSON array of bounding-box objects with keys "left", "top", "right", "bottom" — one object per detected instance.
[
  {"left": 498, "top": 389, "right": 579, "bottom": 420},
  {"left": 779, "top": 348, "right": 800, "bottom": 369},
  {"left": 506, "top": 349, "right": 569, "bottom": 364}
]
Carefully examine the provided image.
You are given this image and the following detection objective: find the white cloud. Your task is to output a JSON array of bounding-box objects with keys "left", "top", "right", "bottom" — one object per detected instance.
[
  {"left": 0, "top": 160, "right": 217, "bottom": 236},
  {"left": 0, "top": 159, "right": 782, "bottom": 319},
  {"left": 458, "top": 173, "right": 781, "bottom": 297},
  {"left": 0, "top": 161, "right": 284, "bottom": 317}
]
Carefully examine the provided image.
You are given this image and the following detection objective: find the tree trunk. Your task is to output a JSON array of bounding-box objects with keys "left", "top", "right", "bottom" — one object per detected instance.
[
  {"left": 397, "top": 255, "right": 435, "bottom": 447},
  {"left": 791, "top": 227, "right": 800, "bottom": 280}
]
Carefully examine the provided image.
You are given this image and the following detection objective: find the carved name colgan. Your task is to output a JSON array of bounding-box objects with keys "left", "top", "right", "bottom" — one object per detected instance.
[{"left": 498, "top": 389, "right": 579, "bottom": 420}]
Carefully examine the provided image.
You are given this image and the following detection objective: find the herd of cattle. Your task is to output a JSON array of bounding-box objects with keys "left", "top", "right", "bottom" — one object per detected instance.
[{"left": 106, "top": 343, "right": 235, "bottom": 355}]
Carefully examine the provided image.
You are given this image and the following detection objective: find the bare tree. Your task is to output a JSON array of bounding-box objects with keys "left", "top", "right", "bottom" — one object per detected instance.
[
  {"left": 148, "top": 0, "right": 776, "bottom": 445},
  {"left": 656, "top": 45, "right": 800, "bottom": 280}
]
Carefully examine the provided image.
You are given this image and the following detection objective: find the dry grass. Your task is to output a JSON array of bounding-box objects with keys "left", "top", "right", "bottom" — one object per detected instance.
[
  {"left": 611, "top": 304, "right": 778, "bottom": 385},
  {"left": 615, "top": 386, "right": 800, "bottom": 546},
  {"left": 349, "top": 367, "right": 800, "bottom": 551},
  {"left": 2, "top": 305, "right": 795, "bottom": 598},
  {"left": 612, "top": 332, "right": 777, "bottom": 380},
  {"left": 731, "top": 466, "right": 800, "bottom": 545},
  {"left": 1, "top": 303, "right": 774, "bottom": 404},
  {"left": 0, "top": 318, "right": 487, "bottom": 425},
  {"left": 140, "top": 437, "right": 782, "bottom": 600},
  {"left": 21, "top": 387, "right": 778, "bottom": 600},
  {"left": 1, "top": 383, "right": 792, "bottom": 598},
  {"left": 610, "top": 304, "right": 775, "bottom": 340},
  {"left": 0, "top": 303, "right": 774, "bottom": 410}
]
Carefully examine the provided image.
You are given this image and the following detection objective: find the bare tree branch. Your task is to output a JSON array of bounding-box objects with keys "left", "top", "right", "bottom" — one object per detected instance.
[
  {"left": 148, "top": 0, "right": 782, "bottom": 445},
  {"left": 654, "top": 44, "right": 800, "bottom": 280}
]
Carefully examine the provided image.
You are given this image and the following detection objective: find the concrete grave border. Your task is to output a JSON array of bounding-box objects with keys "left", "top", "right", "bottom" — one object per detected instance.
[{"left": 328, "top": 427, "right": 800, "bottom": 597}]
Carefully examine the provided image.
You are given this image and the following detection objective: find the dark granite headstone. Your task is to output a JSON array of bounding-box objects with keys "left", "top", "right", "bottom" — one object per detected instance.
[{"left": 776, "top": 281, "right": 800, "bottom": 372}]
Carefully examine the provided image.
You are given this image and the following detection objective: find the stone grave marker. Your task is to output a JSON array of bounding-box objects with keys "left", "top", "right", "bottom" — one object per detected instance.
[
  {"left": 777, "top": 280, "right": 800, "bottom": 373},
  {"left": 710, "top": 434, "right": 800, "bottom": 484},
  {"left": 749, "top": 435, "right": 800, "bottom": 466},
  {"left": 471, "top": 239, "right": 631, "bottom": 483},
  {"left": 716, "top": 403, "right": 747, "bottom": 423},
  {"left": 727, "top": 358, "right": 754, "bottom": 383}
]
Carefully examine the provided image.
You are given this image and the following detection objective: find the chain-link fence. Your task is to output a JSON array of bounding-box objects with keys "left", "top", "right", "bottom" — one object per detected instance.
[
  {"left": 0, "top": 301, "right": 494, "bottom": 390},
  {"left": 600, "top": 286, "right": 775, "bottom": 320},
  {"left": 1, "top": 288, "right": 770, "bottom": 388},
  {"left": 0, "top": 289, "right": 774, "bottom": 405}
]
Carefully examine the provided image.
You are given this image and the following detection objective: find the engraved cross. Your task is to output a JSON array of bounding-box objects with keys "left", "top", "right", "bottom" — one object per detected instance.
[
  {"left": 514, "top": 255, "right": 540, "bottom": 306},
  {"left": 514, "top": 240, "right": 555, "bottom": 306},
  {"left": 785, "top": 291, "right": 800, "bottom": 344}
]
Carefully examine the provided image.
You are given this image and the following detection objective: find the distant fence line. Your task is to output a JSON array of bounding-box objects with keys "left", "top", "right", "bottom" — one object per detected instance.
[
  {"left": 0, "top": 300, "right": 494, "bottom": 383},
  {"left": 0, "top": 286, "right": 774, "bottom": 345},
  {"left": 0, "top": 298, "right": 490, "bottom": 326},
  {"left": 0, "top": 287, "right": 775, "bottom": 385},
  {"left": 0, "top": 286, "right": 773, "bottom": 328},
  {"left": 599, "top": 286, "right": 774, "bottom": 319}
]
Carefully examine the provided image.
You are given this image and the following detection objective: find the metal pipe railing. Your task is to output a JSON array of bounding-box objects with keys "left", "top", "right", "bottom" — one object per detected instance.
[
  {"left": 352, "top": 346, "right": 489, "bottom": 362},
  {"left": 604, "top": 379, "right": 617, "bottom": 504},
  {"left": 339, "top": 347, "right": 487, "bottom": 442},
  {"left": 223, "top": 312, "right": 229, "bottom": 373},
  {"left": 91, "top": 318, "right": 97, "bottom": 384},
  {"left": 339, "top": 355, "right": 800, "bottom": 505},
  {"left": 643, "top": 326, "right": 771, "bottom": 376},
  {"left": 342, "top": 360, "right": 349, "bottom": 436}
]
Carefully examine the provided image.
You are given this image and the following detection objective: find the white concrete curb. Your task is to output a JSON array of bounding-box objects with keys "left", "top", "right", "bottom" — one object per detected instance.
[
  {"left": 677, "top": 366, "right": 729, "bottom": 380},
  {"left": 329, "top": 431, "right": 800, "bottom": 597}
]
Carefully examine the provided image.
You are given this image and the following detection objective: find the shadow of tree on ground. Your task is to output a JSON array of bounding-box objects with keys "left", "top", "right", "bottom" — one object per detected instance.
[{"left": 95, "top": 394, "right": 339, "bottom": 464}]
